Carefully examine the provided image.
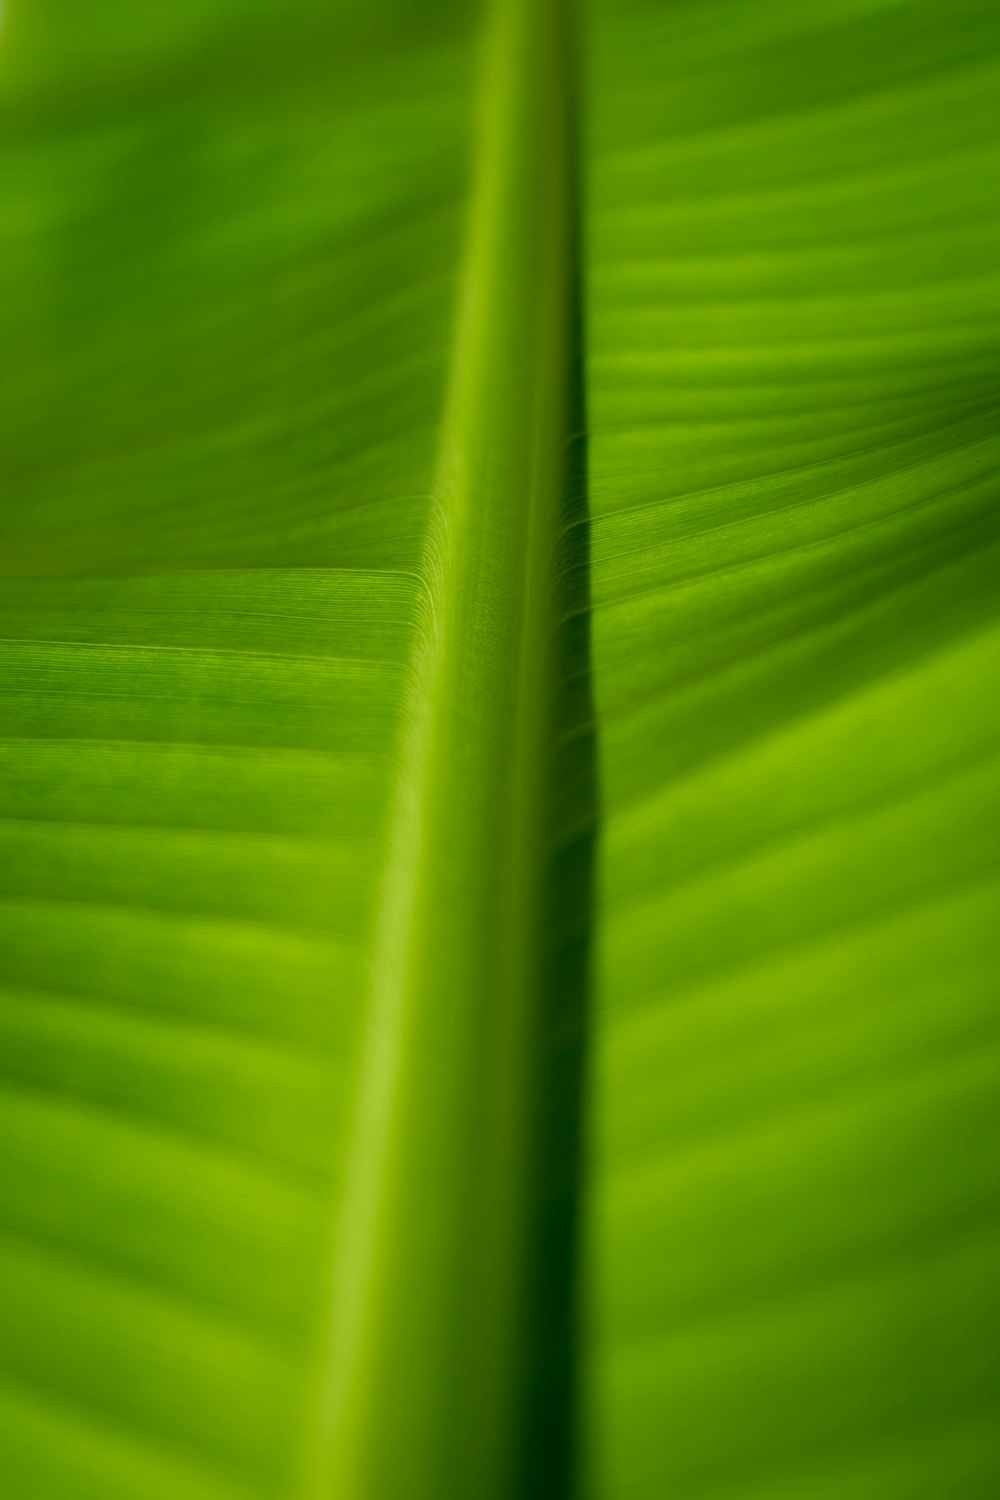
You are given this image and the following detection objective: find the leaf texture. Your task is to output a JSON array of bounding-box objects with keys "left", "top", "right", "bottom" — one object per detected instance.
[
  {"left": 0, "top": 2, "right": 476, "bottom": 1495},
  {"left": 582, "top": 1, "right": 1000, "bottom": 1495},
  {"left": 0, "top": 0, "right": 999, "bottom": 1497}
]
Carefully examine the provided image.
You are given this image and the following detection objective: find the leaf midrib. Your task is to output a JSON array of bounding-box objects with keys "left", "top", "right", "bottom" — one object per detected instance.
[{"left": 298, "top": 3, "right": 584, "bottom": 1496}]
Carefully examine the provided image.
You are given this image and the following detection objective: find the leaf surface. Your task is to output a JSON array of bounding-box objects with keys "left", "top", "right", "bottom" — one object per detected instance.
[
  {"left": 1, "top": 0, "right": 999, "bottom": 1496},
  {"left": 582, "top": 2, "right": 1000, "bottom": 1494},
  {"left": 0, "top": 2, "right": 476, "bottom": 1494}
]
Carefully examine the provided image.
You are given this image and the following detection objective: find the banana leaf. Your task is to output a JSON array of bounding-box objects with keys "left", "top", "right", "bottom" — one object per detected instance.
[{"left": 0, "top": 0, "right": 997, "bottom": 1496}]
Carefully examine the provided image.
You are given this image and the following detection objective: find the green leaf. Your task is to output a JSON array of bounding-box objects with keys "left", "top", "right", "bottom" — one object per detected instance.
[
  {"left": 582, "top": 1, "right": 1000, "bottom": 1495},
  {"left": 0, "top": 2, "right": 478, "bottom": 1495},
  {"left": 0, "top": 1, "right": 998, "bottom": 1498}
]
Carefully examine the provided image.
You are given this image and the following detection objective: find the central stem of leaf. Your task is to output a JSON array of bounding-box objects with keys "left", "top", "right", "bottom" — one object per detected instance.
[{"left": 302, "top": 1, "right": 589, "bottom": 1495}]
